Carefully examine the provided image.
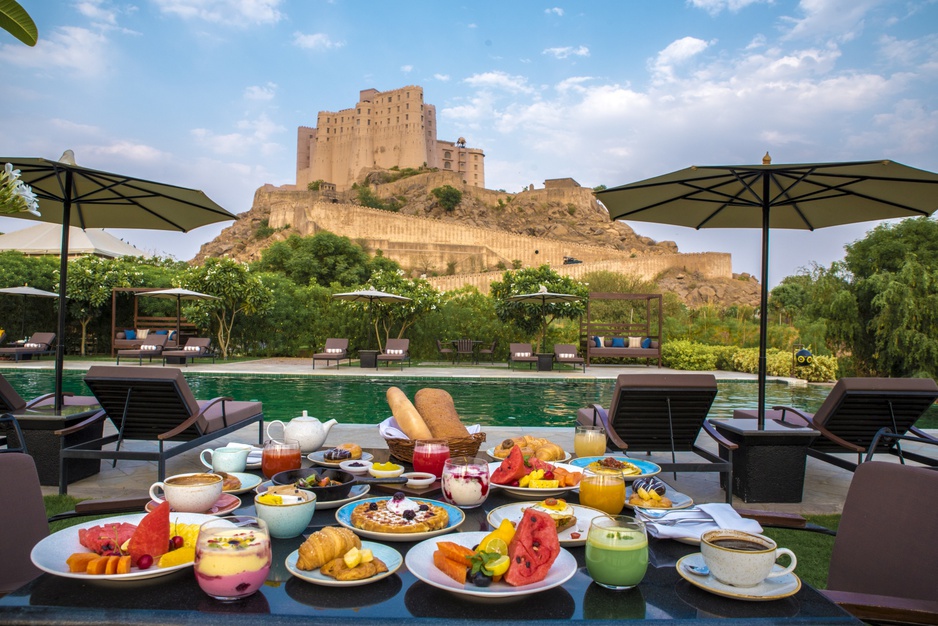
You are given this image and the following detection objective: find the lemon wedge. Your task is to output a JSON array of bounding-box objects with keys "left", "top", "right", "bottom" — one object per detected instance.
[{"left": 484, "top": 555, "right": 510, "bottom": 577}]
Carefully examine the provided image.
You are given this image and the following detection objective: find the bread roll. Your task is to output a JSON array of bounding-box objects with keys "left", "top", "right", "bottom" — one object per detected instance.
[
  {"left": 414, "top": 388, "right": 470, "bottom": 439},
  {"left": 387, "top": 386, "right": 432, "bottom": 440}
]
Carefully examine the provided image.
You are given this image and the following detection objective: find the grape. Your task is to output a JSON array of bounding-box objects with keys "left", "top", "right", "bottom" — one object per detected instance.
[
  {"left": 137, "top": 555, "right": 153, "bottom": 570},
  {"left": 471, "top": 571, "right": 492, "bottom": 587}
]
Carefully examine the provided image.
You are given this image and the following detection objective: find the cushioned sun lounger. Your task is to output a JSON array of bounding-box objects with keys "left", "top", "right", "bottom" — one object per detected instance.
[
  {"left": 312, "top": 338, "right": 350, "bottom": 368},
  {"left": 0, "top": 332, "right": 56, "bottom": 363}
]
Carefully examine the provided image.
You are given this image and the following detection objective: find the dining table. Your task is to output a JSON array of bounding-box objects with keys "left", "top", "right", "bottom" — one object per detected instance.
[{"left": 0, "top": 448, "right": 861, "bottom": 626}]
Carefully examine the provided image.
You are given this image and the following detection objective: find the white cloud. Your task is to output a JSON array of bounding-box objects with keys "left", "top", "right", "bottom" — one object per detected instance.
[
  {"left": 555, "top": 76, "right": 595, "bottom": 94},
  {"left": 543, "top": 45, "right": 590, "bottom": 59},
  {"left": 192, "top": 113, "right": 286, "bottom": 158},
  {"left": 545, "top": 7, "right": 564, "bottom": 16},
  {"left": 244, "top": 83, "right": 277, "bottom": 101},
  {"left": 75, "top": 1, "right": 118, "bottom": 26},
  {"left": 0, "top": 26, "right": 110, "bottom": 76},
  {"left": 152, "top": 0, "right": 284, "bottom": 26},
  {"left": 651, "top": 36, "right": 713, "bottom": 82},
  {"left": 464, "top": 71, "right": 537, "bottom": 94},
  {"left": 781, "top": 0, "right": 885, "bottom": 43},
  {"left": 434, "top": 73, "right": 451, "bottom": 82},
  {"left": 293, "top": 32, "right": 345, "bottom": 50},
  {"left": 687, "top": 0, "right": 769, "bottom": 15},
  {"left": 86, "top": 141, "right": 170, "bottom": 163},
  {"left": 401, "top": 65, "right": 413, "bottom": 73}
]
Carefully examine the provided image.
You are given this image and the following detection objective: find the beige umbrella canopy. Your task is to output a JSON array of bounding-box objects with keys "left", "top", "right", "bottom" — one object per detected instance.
[
  {"left": 0, "top": 151, "right": 235, "bottom": 410},
  {"left": 0, "top": 285, "right": 59, "bottom": 338},
  {"left": 333, "top": 289, "right": 411, "bottom": 350},
  {"left": 597, "top": 156, "right": 938, "bottom": 428},
  {"left": 507, "top": 290, "right": 583, "bottom": 353}
]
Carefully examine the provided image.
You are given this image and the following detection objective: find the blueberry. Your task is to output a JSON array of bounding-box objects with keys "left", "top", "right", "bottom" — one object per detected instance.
[
  {"left": 418, "top": 504, "right": 429, "bottom": 511},
  {"left": 402, "top": 509, "right": 416, "bottom": 520},
  {"left": 369, "top": 502, "right": 378, "bottom": 511},
  {"left": 392, "top": 491, "right": 405, "bottom": 501},
  {"left": 471, "top": 571, "right": 492, "bottom": 587}
]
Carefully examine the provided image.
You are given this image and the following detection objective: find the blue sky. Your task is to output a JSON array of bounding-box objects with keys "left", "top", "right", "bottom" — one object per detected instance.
[{"left": 1, "top": 0, "right": 936, "bottom": 287}]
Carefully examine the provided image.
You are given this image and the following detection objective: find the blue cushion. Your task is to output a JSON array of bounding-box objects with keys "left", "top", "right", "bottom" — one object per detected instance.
[
  {"left": 592, "top": 336, "right": 603, "bottom": 348},
  {"left": 125, "top": 330, "right": 136, "bottom": 340},
  {"left": 611, "top": 337, "right": 626, "bottom": 348},
  {"left": 154, "top": 330, "right": 168, "bottom": 335},
  {"left": 169, "top": 331, "right": 176, "bottom": 340},
  {"left": 641, "top": 337, "right": 652, "bottom": 349}
]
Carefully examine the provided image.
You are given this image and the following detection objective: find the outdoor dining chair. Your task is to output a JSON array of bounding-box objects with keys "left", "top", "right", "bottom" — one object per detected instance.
[
  {"left": 477, "top": 340, "right": 496, "bottom": 364},
  {"left": 435, "top": 339, "right": 454, "bottom": 363},
  {"left": 577, "top": 373, "right": 737, "bottom": 503},
  {"left": 455, "top": 338, "right": 476, "bottom": 365}
]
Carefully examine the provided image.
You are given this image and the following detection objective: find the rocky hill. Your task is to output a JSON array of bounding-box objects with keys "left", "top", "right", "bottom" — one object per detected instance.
[{"left": 194, "top": 171, "right": 760, "bottom": 308}]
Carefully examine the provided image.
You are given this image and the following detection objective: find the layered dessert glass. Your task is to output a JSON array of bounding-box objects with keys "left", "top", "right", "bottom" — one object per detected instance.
[
  {"left": 441, "top": 456, "right": 490, "bottom": 509},
  {"left": 195, "top": 516, "right": 272, "bottom": 601}
]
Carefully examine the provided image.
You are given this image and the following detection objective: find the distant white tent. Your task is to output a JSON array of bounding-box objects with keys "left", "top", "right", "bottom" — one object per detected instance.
[{"left": 0, "top": 223, "right": 144, "bottom": 258}]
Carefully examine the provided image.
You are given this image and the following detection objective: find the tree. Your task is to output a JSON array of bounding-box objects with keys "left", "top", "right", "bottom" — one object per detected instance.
[
  {"left": 59, "top": 256, "right": 140, "bottom": 355},
  {"left": 0, "top": 0, "right": 37, "bottom": 46},
  {"left": 490, "top": 265, "right": 588, "bottom": 351},
  {"left": 183, "top": 258, "right": 272, "bottom": 358},
  {"left": 343, "top": 269, "right": 440, "bottom": 350},
  {"left": 254, "top": 232, "right": 381, "bottom": 287},
  {"left": 430, "top": 185, "right": 462, "bottom": 212}
]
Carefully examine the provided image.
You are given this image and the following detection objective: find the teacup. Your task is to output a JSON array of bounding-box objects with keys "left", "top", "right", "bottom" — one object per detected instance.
[
  {"left": 200, "top": 446, "right": 249, "bottom": 473},
  {"left": 149, "top": 473, "right": 223, "bottom": 512},
  {"left": 700, "top": 529, "right": 797, "bottom": 588}
]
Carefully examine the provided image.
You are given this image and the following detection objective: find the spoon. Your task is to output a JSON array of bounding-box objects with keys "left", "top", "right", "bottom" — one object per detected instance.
[{"left": 684, "top": 562, "right": 710, "bottom": 576}]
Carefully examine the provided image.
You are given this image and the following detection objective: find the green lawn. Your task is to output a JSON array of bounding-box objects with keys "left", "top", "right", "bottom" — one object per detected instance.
[{"left": 43, "top": 495, "right": 840, "bottom": 589}]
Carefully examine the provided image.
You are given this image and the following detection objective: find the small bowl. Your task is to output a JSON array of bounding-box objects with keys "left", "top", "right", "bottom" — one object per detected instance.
[
  {"left": 368, "top": 463, "right": 405, "bottom": 479},
  {"left": 402, "top": 472, "right": 435, "bottom": 488},
  {"left": 339, "top": 459, "right": 373, "bottom": 475},
  {"left": 254, "top": 486, "right": 317, "bottom": 539}
]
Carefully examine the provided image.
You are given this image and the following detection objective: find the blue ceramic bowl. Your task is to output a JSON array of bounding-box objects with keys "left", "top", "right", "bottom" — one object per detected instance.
[{"left": 254, "top": 488, "right": 317, "bottom": 538}]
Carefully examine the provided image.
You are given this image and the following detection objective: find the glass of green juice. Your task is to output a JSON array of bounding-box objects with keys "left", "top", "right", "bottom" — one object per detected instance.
[{"left": 585, "top": 515, "right": 648, "bottom": 590}]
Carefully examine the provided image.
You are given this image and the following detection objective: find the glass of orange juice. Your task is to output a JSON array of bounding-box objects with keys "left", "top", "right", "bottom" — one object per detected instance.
[
  {"left": 578, "top": 468, "right": 625, "bottom": 515},
  {"left": 574, "top": 425, "right": 607, "bottom": 458}
]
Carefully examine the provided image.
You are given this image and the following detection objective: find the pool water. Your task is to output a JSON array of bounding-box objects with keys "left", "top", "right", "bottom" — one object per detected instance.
[{"left": 3, "top": 369, "right": 903, "bottom": 428}]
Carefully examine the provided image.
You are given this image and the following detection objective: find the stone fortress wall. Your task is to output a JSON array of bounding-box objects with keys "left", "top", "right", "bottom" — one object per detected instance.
[{"left": 261, "top": 185, "right": 733, "bottom": 294}]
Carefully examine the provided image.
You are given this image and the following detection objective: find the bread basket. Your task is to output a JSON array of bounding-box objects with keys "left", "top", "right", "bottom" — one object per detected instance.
[{"left": 386, "top": 432, "right": 487, "bottom": 464}]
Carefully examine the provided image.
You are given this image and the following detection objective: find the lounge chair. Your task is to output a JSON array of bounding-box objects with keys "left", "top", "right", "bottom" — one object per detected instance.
[
  {"left": 576, "top": 373, "right": 737, "bottom": 503},
  {"left": 1, "top": 452, "right": 151, "bottom": 595},
  {"left": 116, "top": 333, "right": 167, "bottom": 365},
  {"left": 377, "top": 338, "right": 410, "bottom": 370},
  {"left": 161, "top": 337, "right": 215, "bottom": 366},
  {"left": 0, "top": 373, "right": 100, "bottom": 414},
  {"left": 56, "top": 366, "right": 264, "bottom": 492},
  {"left": 553, "top": 343, "right": 585, "bottom": 372},
  {"left": 509, "top": 343, "right": 537, "bottom": 370},
  {"left": 0, "top": 332, "right": 55, "bottom": 363},
  {"left": 478, "top": 340, "right": 496, "bottom": 364},
  {"left": 312, "top": 338, "right": 350, "bottom": 368},
  {"left": 455, "top": 338, "right": 476, "bottom": 365},
  {"left": 435, "top": 339, "right": 454, "bottom": 363},
  {"left": 735, "top": 377, "right": 938, "bottom": 472}
]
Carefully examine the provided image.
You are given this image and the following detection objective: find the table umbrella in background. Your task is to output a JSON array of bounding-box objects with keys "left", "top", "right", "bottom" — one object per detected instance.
[
  {"left": 507, "top": 289, "right": 583, "bottom": 354},
  {"left": 596, "top": 156, "right": 938, "bottom": 428},
  {"left": 332, "top": 289, "right": 411, "bottom": 351},
  {"left": 0, "top": 285, "right": 60, "bottom": 338},
  {"left": 136, "top": 288, "right": 218, "bottom": 341},
  {"left": 0, "top": 151, "right": 236, "bottom": 410}
]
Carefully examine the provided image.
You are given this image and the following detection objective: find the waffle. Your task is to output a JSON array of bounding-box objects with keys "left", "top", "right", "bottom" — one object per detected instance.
[{"left": 350, "top": 499, "right": 449, "bottom": 533}]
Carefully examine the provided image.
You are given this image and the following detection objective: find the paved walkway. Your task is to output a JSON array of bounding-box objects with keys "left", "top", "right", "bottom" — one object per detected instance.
[{"left": 18, "top": 356, "right": 932, "bottom": 516}]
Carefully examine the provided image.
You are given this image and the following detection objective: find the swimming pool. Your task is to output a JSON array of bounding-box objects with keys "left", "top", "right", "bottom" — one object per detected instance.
[{"left": 2, "top": 369, "right": 890, "bottom": 428}]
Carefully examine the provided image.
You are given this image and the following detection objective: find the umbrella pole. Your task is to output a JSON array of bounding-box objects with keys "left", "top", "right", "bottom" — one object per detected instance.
[
  {"left": 176, "top": 295, "right": 182, "bottom": 340},
  {"left": 757, "top": 174, "right": 771, "bottom": 430},
  {"left": 54, "top": 170, "right": 74, "bottom": 413}
]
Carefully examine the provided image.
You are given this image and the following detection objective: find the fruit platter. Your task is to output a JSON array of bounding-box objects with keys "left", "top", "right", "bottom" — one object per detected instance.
[
  {"left": 30, "top": 503, "right": 219, "bottom": 581},
  {"left": 487, "top": 444, "right": 584, "bottom": 498}
]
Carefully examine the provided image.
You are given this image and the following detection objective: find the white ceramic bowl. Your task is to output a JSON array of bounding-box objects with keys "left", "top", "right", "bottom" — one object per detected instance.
[
  {"left": 339, "top": 459, "right": 373, "bottom": 475},
  {"left": 402, "top": 472, "right": 435, "bottom": 488},
  {"left": 254, "top": 488, "right": 317, "bottom": 539},
  {"left": 368, "top": 463, "right": 405, "bottom": 479}
]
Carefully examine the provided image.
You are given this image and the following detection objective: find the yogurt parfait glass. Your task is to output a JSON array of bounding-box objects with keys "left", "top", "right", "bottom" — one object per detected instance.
[
  {"left": 441, "top": 457, "right": 490, "bottom": 509},
  {"left": 194, "top": 516, "right": 272, "bottom": 601}
]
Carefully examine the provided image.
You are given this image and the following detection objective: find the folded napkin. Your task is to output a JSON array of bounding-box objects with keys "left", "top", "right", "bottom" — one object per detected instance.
[
  {"left": 637, "top": 503, "right": 763, "bottom": 541},
  {"left": 378, "top": 416, "right": 481, "bottom": 440}
]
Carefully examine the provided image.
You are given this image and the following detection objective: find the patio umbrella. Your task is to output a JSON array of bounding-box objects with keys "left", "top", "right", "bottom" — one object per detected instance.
[
  {"left": 135, "top": 288, "right": 218, "bottom": 340},
  {"left": 0, "top": 151, "right": 235, "bottom": 410},
  {"left": 333, "top": 289, "right": 411, "bottom": 350},
  {"left": 507, "top": 289, "right": 582, "bottom": 353},
  {"left": 597, "top": 156, "right": 938, "bottom": 428},
  {"left": 0, "top": 285, "right": 60, "bottom": 338}
]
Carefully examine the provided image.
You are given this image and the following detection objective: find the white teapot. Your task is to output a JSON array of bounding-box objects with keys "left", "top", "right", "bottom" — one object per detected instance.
[{"left": 266, "top": 411, "right": 337, "bottom": 453}]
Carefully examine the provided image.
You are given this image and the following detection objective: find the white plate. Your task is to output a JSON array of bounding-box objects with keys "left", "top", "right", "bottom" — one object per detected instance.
[
  {"left": 488, "top": 461, "right": 584, "bottom": 498},
  {"left": 486, "top": 446, "right": 572, "bottom": 464},
  {"left": 308, "top": 450, "right": 374, "bottom": 467},
  {"left": 31, "top": 512, "right": 224, "bottom": 581},
  {"left": 486, "top": 501, "right": 606, "bottom": 547},
  {"left": 676, "top": 553, "right": 801, "bottom": 601},
  {"left": 405, "top": 531, "right": 577, "bottom": 598},
  {"left": 256, "top": 481, "right": 371, "bottom": 509},
  {"left": 626, "top": 485, "right": 694, "bottom": 511},
  {"left": 568, "top": 456, "right": 661, "bottom": 481},
  {"left": 334, "top": 497, "right": 464, "bottom": 542},
  {"left": 223, "top": 472, "right": 263, "bottom": 495},
  {"left": 285, "top": 540, "right": 402, "bottom": 587}
]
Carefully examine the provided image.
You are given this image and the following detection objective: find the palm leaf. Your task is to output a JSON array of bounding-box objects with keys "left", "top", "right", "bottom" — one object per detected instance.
[{"left": 0, "top": 0, "right": 38, "bottom": 46}]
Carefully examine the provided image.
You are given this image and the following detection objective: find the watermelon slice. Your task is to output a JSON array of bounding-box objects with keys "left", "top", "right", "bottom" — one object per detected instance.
[
  {"left": 491, "top": 445, "right": 527, "bottom": 485},
  {"left": 504, "top": 509, "right": 560, "bottom": 586},
  {"left": 127, "top": 501, "right": 171, "bottom": 566}
]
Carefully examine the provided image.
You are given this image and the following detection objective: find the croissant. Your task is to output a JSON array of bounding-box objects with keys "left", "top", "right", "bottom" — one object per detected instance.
[
  {"left": 534, "top": 442, "right": 565, "bottom": 461},
  {"left": 296, "top": 527, "right": 361, "bottom": 570}
]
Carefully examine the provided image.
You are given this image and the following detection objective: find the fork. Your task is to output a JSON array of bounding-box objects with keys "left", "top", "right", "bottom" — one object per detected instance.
[{"left": 648, "top": 517, "right": 713, "bottom": 526}]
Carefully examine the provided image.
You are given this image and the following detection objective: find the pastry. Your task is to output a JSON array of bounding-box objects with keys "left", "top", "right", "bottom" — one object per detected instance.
[
  {"left": 413, "top": 388, "right": 470, "bottom": 439},
  {"left": 320, "top": 556, "right": 388, "bottom": 581},
  {"left": 296, "top": 527, "right": 361, "bottom": 570},
  {"left": 324, "top": 443, "right": 362, "bottom": 461},
  {"left": 628, "top": 477, "right": 673, "bottom": 508},
  {"left": 216, "top": 472, "right": 242, "bottom": 491},
  {"left": 534, "top": 442, "right": 565, "bottom": 462},
  {"left": 387, "top": 387, "right": 433, "bottom": 440},
  {"left": 350, "top": 493, "right": 449, "bottom": 534}
]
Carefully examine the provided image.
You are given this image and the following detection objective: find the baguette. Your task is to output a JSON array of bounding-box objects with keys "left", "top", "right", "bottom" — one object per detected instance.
[
  {"left": 414, "top": 388, "right": 470, "bottom": 439},
  {"left": 387, "top": 386, "right": 432, "bottom": 440}
]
